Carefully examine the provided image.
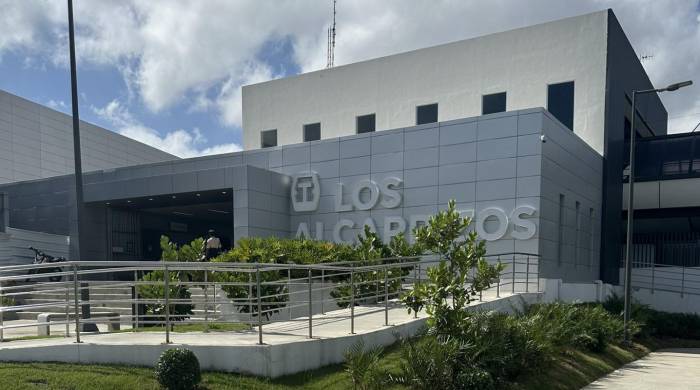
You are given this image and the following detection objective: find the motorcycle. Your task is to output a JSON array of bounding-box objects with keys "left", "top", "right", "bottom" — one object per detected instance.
[{"left": 26, "top": 247, "right": 66, "bottom": 283}]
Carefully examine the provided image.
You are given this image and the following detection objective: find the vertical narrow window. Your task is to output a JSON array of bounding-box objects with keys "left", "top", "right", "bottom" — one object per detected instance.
[
  {"left": 356, "top": 114, "right": 376, "bottom": 134},
  {"left": 303, "top": 123, "right": 321, "bottom": 142},
  {"left": 482, "top": 92, "right": 507, "bottom": 115},
  {"left": 575, "top": 201, "right": 581, "bottom": 267},
  {"left": 260, "top": 129, "right": 277, "bottom": 148},
  {"left": 557, "top": 194, "right": 565, "bottom": 266},
  {"left": 547, "top": 81, "right": 574, "bottom": 130},
  {"left": 416, "top": 103, "right": 438, "bottom": 125}
]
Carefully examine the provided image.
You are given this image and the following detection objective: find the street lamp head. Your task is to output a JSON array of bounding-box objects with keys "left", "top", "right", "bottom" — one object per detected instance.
[{"left": 664, "top": 80, "right": 693, "bottom": 92}]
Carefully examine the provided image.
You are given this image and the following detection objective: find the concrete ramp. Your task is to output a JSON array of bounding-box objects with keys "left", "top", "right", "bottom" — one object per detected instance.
[{"left": 0, "top": 292, "right": 540, "bottom": 377}]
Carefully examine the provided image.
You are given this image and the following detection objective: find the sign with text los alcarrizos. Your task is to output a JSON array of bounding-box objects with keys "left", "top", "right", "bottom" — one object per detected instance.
[{"left": 291, "top": 171, "right": 537, "bottom": 244}]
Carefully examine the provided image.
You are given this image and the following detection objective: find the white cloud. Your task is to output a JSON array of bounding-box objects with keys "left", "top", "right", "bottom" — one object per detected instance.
[
  {"left": 92, "top": 99, "right": 242, "bottom": 158},
  {"left": 2, "top": 0, "right": 699, "bottom": 134}
]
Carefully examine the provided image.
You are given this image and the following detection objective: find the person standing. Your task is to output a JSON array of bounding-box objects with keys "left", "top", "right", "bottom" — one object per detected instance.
[{"left": 204, "top": 229, "right": 222, "bottom": 260}]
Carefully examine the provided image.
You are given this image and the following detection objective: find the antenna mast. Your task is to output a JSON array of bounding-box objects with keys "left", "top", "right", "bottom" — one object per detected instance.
[{"left": 326, "top": 0, "right": 337, "bottom": 68}]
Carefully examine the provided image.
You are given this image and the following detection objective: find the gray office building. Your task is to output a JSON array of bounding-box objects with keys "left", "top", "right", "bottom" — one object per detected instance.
[{"left": 2, "top": 10, "right": 694, "bottom": 285}]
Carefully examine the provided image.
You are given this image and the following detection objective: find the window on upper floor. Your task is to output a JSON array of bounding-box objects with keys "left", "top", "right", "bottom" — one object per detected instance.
[
  {"left": 416, "top": 103, "right": 438, "bottom": 125},
  {"left": 482, "top": 92, "right": 507, "bottom": 115},
  {"left": 260, "top": 129, "right": 277, "bottom": 148},
  {"left": 547, "top": 81, "right": 574, "bottom": 130},
  {"left": 303, "top": 123, "right": 321, "bottom": 142},
  {"left": 356, "top": 114, "right": 376, "bottom": 134}
]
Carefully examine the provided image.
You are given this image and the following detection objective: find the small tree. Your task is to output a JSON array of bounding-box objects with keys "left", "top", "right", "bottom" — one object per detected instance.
[{"left": 402, "top": 200, "right": 504, "bottom": 337}]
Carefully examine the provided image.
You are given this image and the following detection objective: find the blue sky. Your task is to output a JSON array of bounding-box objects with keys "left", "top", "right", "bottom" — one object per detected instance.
[{"left": 1, "top": 1, "right": 698, "bottom": 157}]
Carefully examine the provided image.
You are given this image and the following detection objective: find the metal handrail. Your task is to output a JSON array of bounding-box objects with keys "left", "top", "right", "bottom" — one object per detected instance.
[{"left": 0, "top": 253, "right": 540, "bottom": 343}]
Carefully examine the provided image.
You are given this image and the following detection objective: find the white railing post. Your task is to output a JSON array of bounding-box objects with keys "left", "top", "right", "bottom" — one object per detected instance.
[
  {"left": 0, "top": 280, "right": 4, "bottom": 342},
  {"left": 73, "top": 264, "right": 81, "bottom": 344},
  {"left": 384, "top": 264, "right": 389, "bottom": 326},
  {"left": 320, "top": 269, "right": 325, "bottom": 315},
  {"left": 526, "top": 255, "right": 530, "bottom": 293},
  {"left": 256, "top": 266, "right": 263, "bottom": 345},
  {"left": 65, "top": 278, "right": 70, "bottom": 337},
  {"left": 350, "top": 268, "right": 355, "bottom": 334},
  {"left": 163, "top": 265, "right": 170, "bottom": 344},
  {"left": 512, "top": 255, "right": 516, "bottom": 294},
  {"left": 203, "top": 269, "right": 209, "bottom": 333},
  {"left": 496, "top": 255, "right": 501, "bottom": 298},
  {"left": 308, "top": 268, "right": 313, "bottom": 339}
]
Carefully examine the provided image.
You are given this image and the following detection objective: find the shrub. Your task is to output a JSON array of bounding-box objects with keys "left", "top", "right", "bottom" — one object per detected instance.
[
  {"left": 344, "top": 340, "right": 384, "bottom": 390},
  {"left": 1, "top": 296, "right": 15, "bottom": 307},
  {"left": 138, "top": 236, "right": 198, "bottom": 325},
  {"left": 526, "top": 303, "right": 629, "bottom": 352},
  {"left": 459, "top": 311, "right": 551, "bottom": 381},
  {"left": 401, "top": 199, "right": 504, "bottom": 337},
  {"left": 154, "top": 348, "right": 201, "bottom": 390},
  {"left": 603, "top": 294, "right": 700, "bottom": 340},
  {"left": 392, "top": 335, "right": 496, "bottom": 390}
]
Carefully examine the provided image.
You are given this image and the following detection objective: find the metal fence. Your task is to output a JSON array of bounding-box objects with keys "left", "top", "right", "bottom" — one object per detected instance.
[
  {"left": 0, "top": 252, "right": 539, "bottom": 344},
  {"left": 622, "top": 261, "right": 700, "bottom": 297}
]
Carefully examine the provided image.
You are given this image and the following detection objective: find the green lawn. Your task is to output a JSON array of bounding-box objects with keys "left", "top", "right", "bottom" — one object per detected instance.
[
  {"left": 0, "top": 338, "right": 697, "bottom": 389},
  {"left": 117, "top": 322, "right": 251, "bottom": 334}
]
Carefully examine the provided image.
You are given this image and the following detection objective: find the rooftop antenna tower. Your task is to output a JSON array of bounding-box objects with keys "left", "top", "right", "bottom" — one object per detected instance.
[{"left": 326, "top": 0, "right": 337, "bottom": 68}]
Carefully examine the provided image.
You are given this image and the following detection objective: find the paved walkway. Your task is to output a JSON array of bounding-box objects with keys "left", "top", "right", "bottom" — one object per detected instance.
[{"left": 585, "top": 349, "right": 700, "bottom": 390}]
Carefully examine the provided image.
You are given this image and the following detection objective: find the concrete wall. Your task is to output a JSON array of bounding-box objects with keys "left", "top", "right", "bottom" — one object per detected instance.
[
  {"left": 0, "top": 109, "right": 606, "bottom": 283},
  {"left": 539, "top": 112, "right": 604, "bottom": 281},
  {"left": 0, "top": 89, "right": 176, "bottom": 185},
  {"left": 0, "top": 227, "right": 69, "bottom": 267},
  {"left": 233, "top": 166, "right": 291, "bottom": 242},
  {"left": 243, "top": 11, "right": 609, "bottom": 154}
]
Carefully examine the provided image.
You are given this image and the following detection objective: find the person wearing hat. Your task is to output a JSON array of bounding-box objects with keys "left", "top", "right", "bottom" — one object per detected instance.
[{"left": 204, "top": 229, "right": 222, "bottom": 260}]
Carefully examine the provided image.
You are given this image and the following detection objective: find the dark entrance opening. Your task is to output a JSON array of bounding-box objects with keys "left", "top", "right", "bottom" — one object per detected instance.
[{"left": 106, "top": 190, "right": 233, "bottom": 261}]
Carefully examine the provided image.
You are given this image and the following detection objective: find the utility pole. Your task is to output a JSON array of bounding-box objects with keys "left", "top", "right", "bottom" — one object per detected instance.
[{"left": 67, "top": 0, "right": 85, "bottom": 262}]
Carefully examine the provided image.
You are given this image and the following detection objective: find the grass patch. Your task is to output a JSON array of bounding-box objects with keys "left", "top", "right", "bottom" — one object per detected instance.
[
  {"left": 0, "top": 341, "right": 405, "bottom": 390},
  {"left": 117, "top": 322, "right": 251, "bottom": 334},
  {"left": 1, "top": 338, "right": 692, "bottom": 390}
]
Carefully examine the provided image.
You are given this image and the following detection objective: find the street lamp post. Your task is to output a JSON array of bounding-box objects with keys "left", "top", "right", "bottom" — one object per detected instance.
[{"left": 623, "top": 80, "right": 693, "bottom": 344}]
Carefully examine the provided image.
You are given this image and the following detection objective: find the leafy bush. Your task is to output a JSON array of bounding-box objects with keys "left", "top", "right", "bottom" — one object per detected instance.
[
  {"left": 344, "top": 340, "right": 384, "bottom": 390},
  {"left": 526, "top": 303, "right": 628, "bottom": 352},
  {"left": 603, "top": 294, "right": 700, "bottom": 339},
  {"left": 401, "top": 199, "right": 504, "bottom": 337},
  {"left": 392, "top": 335, "right": 495, "bottom": 390},
  {"left": 331, "top": 228, "right": 418, "bottom": 308},
  {"left": 210, "top": 231, "right": 420, "bottom": 317},
  {"left": 1, "top": 296, "right": 15, "bottom": 307},
  {"left": 154, "top": 348, "right": 201, "bottom": 390},
  {"left": 138, "top": 236, "right": 198, "bottom": 325}
]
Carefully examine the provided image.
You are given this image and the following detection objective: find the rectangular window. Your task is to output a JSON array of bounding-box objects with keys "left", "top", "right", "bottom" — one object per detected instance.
[
  {"left": 547, "top": 81, "right": 574, "bottom": 130},
  {"left": 416, "top": 103, "right": 438, "bottom": 125},
  {"left": 303, "top": 123, "right": 321, "bottom": 142},
  {"left": 589, "top": 208, "right": 595, "bottom": 267},
  {"left": 356, "top": 114, "right": 376, "bottom": 134},
  {"left": 260, "top": 129, "right": 277, "bottom": 148},
  {"left": 557, "top": 194, "right": 565, "bottom": 266},
  {"left": 482, "top": 92, "right": 507, "bottom": 115},
  {"left": 575, "top": 201, "right": 581, "bottom": 267}
]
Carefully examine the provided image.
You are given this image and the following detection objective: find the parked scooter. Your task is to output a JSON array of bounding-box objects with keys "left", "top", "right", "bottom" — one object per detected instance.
[{"left": 26, "top": 247, "right": 66, "bottom": 282}]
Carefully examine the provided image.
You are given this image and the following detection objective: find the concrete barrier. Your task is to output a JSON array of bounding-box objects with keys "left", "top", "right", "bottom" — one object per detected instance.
[{"left": 37, "top": 312, "right": 121, "bottom": 336}]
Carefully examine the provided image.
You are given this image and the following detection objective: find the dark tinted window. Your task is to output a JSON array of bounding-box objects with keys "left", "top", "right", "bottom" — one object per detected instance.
[
  {"left": 303, "top": 123, "right": 321, "bottom": 142},
  {"left": 482, "top": 92, "right": 506, "bottom": 115},
  {"left": 662, "top": 138, "right": 692, "bottom": 175},
  {"left": 416, "top": 103, "right": 438, "bottom": 125},
  {"left": 356, "top": 114, "right": 376, "bottom": 134},
  {"left": 261, "top": 129, "right": 277, "bottom": 148},
  {"left": 547, "top": 81, "right": 574, "bottom": 130}
]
